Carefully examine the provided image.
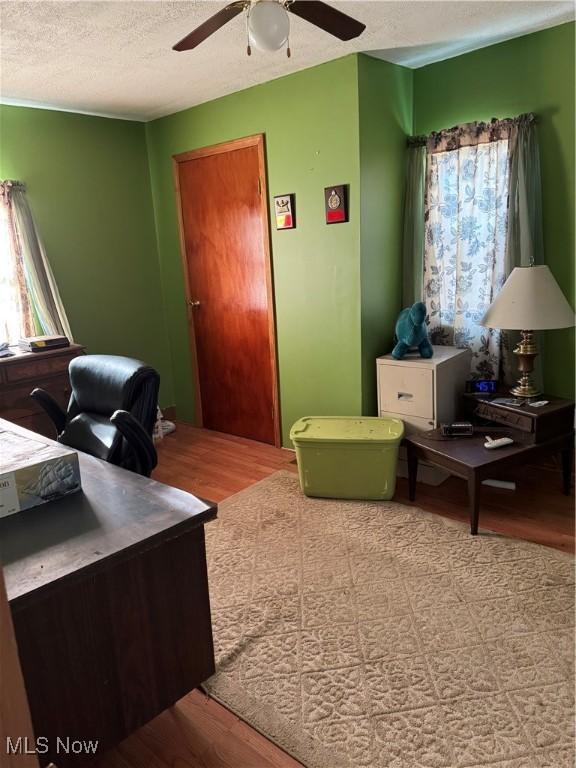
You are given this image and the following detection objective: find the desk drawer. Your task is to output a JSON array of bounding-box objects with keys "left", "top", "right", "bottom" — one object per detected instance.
[
  {"left": 0, "top": 376, "right": 71, "bottom": 419},
  {"left": 4, "top": 353, "right": 73, "bottom": 383},
  {"left": 378, "top": 365, "right": 433, "bottom": 419}
]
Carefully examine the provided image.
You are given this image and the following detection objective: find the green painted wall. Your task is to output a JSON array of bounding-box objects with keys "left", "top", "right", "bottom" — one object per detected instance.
[
  {"left": 146, "top": 56, "right": 363, "bottom": 445},
  {"left": 358, "top": 55, "right": 413, "bottom": 413},
  {"left": 0, "top": 105, "right": 174, "bottom": 404},
  {"left": 414, "top": 22, "right": 575, "bottom": 398}
]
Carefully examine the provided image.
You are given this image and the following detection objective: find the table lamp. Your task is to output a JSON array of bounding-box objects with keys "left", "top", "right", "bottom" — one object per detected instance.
[{"left": 481, "top": 265, "right": 574, "bottom": 398}]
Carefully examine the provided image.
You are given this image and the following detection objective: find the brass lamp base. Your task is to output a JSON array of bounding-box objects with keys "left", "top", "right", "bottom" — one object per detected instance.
[{"left": 510, "top": 329, "right": 541, "bottom": 398}]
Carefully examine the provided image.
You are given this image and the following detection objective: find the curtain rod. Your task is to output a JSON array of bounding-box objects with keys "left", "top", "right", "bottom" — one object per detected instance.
[
  {"left": 0, "top": 179, "right": 25, "bottom": 190},
  {"left": 407, "top": 113, "right": 537, "bottom": 148}
]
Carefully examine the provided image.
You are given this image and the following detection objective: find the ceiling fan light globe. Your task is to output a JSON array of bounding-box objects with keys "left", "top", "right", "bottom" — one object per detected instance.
[{"left": 248, "top": 0, "right": 290, "bottom": 52}]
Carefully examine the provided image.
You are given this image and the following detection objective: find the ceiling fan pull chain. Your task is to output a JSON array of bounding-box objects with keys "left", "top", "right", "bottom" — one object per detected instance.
[
  {"left": 285, "top": 0, "right": 292, "bottom": 56},
  {"left": 246, "top": 11, "right": 252, "bottom": 56}
]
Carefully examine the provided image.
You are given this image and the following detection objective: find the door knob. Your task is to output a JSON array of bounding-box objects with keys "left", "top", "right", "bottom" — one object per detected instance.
[{"left": 188, "top": 299, "right": 201, "bottom": 308}]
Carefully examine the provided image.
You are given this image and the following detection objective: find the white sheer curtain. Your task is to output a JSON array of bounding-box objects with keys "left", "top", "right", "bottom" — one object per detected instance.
[
  {"left": 0, "top": 180, "right": 72, "bottom": 344},
  {"left": 423, "top": 127, "right": 510, "bottom": 379},
  {"left": 0, "top": 185, "right": 34, "bottom": 343}
]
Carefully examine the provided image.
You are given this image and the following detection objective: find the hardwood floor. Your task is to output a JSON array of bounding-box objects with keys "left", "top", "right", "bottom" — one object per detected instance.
[
  {"left": 396, "top": 460, "right": 575, "bottom": 554},
  {"left": 152, "top": 422, "right": 296, "bottom": 503},
  {"left": 95, "top": 691, "right": 302, "bottom": 768},
  {"left": 95, "top": 422, "right": 574, "bottom": 768}
]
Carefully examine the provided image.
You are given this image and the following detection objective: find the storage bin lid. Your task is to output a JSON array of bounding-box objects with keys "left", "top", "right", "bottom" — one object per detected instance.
[{"left": 290, "top": 416, "right": 404, "bottom": 444}]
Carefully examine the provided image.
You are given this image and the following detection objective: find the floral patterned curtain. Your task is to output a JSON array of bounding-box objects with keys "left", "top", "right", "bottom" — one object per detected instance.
[{"left": 423, "top": 120, "right": 513, "bottom": 379}]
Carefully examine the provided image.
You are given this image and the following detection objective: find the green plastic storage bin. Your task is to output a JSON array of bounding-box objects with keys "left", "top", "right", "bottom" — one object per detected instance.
[{"left": 290, "top": 416, "right": 404, "bottom": 501}]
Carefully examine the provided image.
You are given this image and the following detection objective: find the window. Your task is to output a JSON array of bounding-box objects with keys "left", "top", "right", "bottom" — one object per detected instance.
[
  {"left": 402, "top": 115, "right": 542, "bottom": 383},
  {"left": 424, "top": 136, "right": 509, "bottom": 379},
  {"left": 0, "top": 194, "right": 34, "bottom": 344},
  {"left": 0, "top": 180, "right": 72, "bottom": 345}
]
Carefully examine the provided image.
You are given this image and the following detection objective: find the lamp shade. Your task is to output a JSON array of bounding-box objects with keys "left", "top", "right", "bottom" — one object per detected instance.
[{"left": 481, "top": 265, "right": 574, "bottom": 330}]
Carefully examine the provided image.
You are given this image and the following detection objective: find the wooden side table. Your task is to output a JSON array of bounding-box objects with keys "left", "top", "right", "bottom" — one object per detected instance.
[{"left": 405, "top": 430, "right": 574, "bottom": 535}]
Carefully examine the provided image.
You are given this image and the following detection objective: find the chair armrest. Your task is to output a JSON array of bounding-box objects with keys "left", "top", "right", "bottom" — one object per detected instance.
[
  {"left": 110, "top": 409, "right": 158, "bottom": 477},
  {"left": 30, "top": 387, "right": 66, "bottom": 435}
]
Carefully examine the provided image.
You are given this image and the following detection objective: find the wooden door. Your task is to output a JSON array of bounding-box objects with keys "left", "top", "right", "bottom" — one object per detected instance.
[{"left": 174, "top": 135, "right": 279, "bottom": 446}]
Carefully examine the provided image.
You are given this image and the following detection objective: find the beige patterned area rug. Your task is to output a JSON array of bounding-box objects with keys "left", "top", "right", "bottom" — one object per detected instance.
[{"left": 203, "top": 471, "right": 575, "bottom": 768}]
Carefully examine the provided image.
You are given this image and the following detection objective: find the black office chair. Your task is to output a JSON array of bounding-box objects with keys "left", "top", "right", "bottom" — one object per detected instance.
[{"left": 31, "top": 355, "right": 160, "bottom": 477}]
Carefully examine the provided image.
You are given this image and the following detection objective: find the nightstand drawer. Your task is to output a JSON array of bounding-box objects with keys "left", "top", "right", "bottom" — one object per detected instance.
[{"left": 378, "top": 366, "right": 433, "bottom": 419}]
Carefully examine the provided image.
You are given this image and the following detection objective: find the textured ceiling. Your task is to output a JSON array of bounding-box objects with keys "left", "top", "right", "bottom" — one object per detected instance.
[{"left": 0, "top": 1, "right": 573, "bottom": 121}]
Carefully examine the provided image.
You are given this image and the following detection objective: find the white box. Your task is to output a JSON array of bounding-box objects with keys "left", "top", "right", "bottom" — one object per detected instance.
[{"left": 0, "top": 425, "right": 81, "bottom": 518}]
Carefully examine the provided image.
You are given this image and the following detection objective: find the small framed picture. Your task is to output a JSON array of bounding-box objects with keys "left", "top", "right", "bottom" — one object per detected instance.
[
  {"left": 324, "top": 185, "right": 348, "bottom": 224},
  {"left": 274, "top": 194, "right": 295, "bottom": 230}
]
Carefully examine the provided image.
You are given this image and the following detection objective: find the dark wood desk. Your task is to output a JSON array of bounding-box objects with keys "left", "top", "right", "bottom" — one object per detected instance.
[
  {"left": 405, "top": 430, "right": 573, "bottom": 535},
  {"left": 0, "top": 420, "right": 217, "bottom": 767}
]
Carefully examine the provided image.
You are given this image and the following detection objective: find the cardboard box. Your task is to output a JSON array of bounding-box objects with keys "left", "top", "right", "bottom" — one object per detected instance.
[{"left": 0, "top": 425, "right": 81, "bottom": 518}]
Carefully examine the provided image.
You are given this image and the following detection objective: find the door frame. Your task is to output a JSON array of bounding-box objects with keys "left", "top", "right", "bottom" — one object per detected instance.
[{"left": 172, "top": 133, "right": 281, "bottom": 448}]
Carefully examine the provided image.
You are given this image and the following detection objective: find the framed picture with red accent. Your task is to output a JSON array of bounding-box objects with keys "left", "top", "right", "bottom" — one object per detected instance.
[
  {"left": 274, "top": 194, "right": 295, "bottom": 230},
  {"left": 324, "top": 185, "right": 348, "bottom": 224}
]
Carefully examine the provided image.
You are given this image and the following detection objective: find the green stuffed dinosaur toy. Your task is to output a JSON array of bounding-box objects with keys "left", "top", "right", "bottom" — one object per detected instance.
[{"left": 391, "top": 301, "right": 433, "bottom": 360}]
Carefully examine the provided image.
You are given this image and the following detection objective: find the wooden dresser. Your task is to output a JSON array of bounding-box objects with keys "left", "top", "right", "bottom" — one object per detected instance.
[{"left": 0, "top": 344, "right": 85, "bottom": 438}]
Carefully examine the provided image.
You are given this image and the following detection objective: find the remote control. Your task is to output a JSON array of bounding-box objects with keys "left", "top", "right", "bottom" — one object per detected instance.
[{"left": 484, "top": 436, "right": 514, "bottom": 450}]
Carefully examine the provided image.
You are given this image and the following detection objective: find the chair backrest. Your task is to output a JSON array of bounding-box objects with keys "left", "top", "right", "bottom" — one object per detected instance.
[
  {"left": 68, "top": 355, "right": 159, "bottom": 432},
  {"left": 62, "top": 355, "right": 160, "bottom": 469}
]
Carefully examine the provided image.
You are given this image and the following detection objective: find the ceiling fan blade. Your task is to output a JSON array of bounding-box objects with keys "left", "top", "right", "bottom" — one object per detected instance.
[
  {"left": 173, "top": 2, "right": 247, "bottom": 51},
  {"left": 287, "top": 1, "right": 365, "bottom": 41}
]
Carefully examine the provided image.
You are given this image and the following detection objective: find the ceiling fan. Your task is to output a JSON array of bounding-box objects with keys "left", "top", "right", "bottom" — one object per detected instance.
[{"left": 173, "top": 0, "right": 366, "bottom": 58}]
